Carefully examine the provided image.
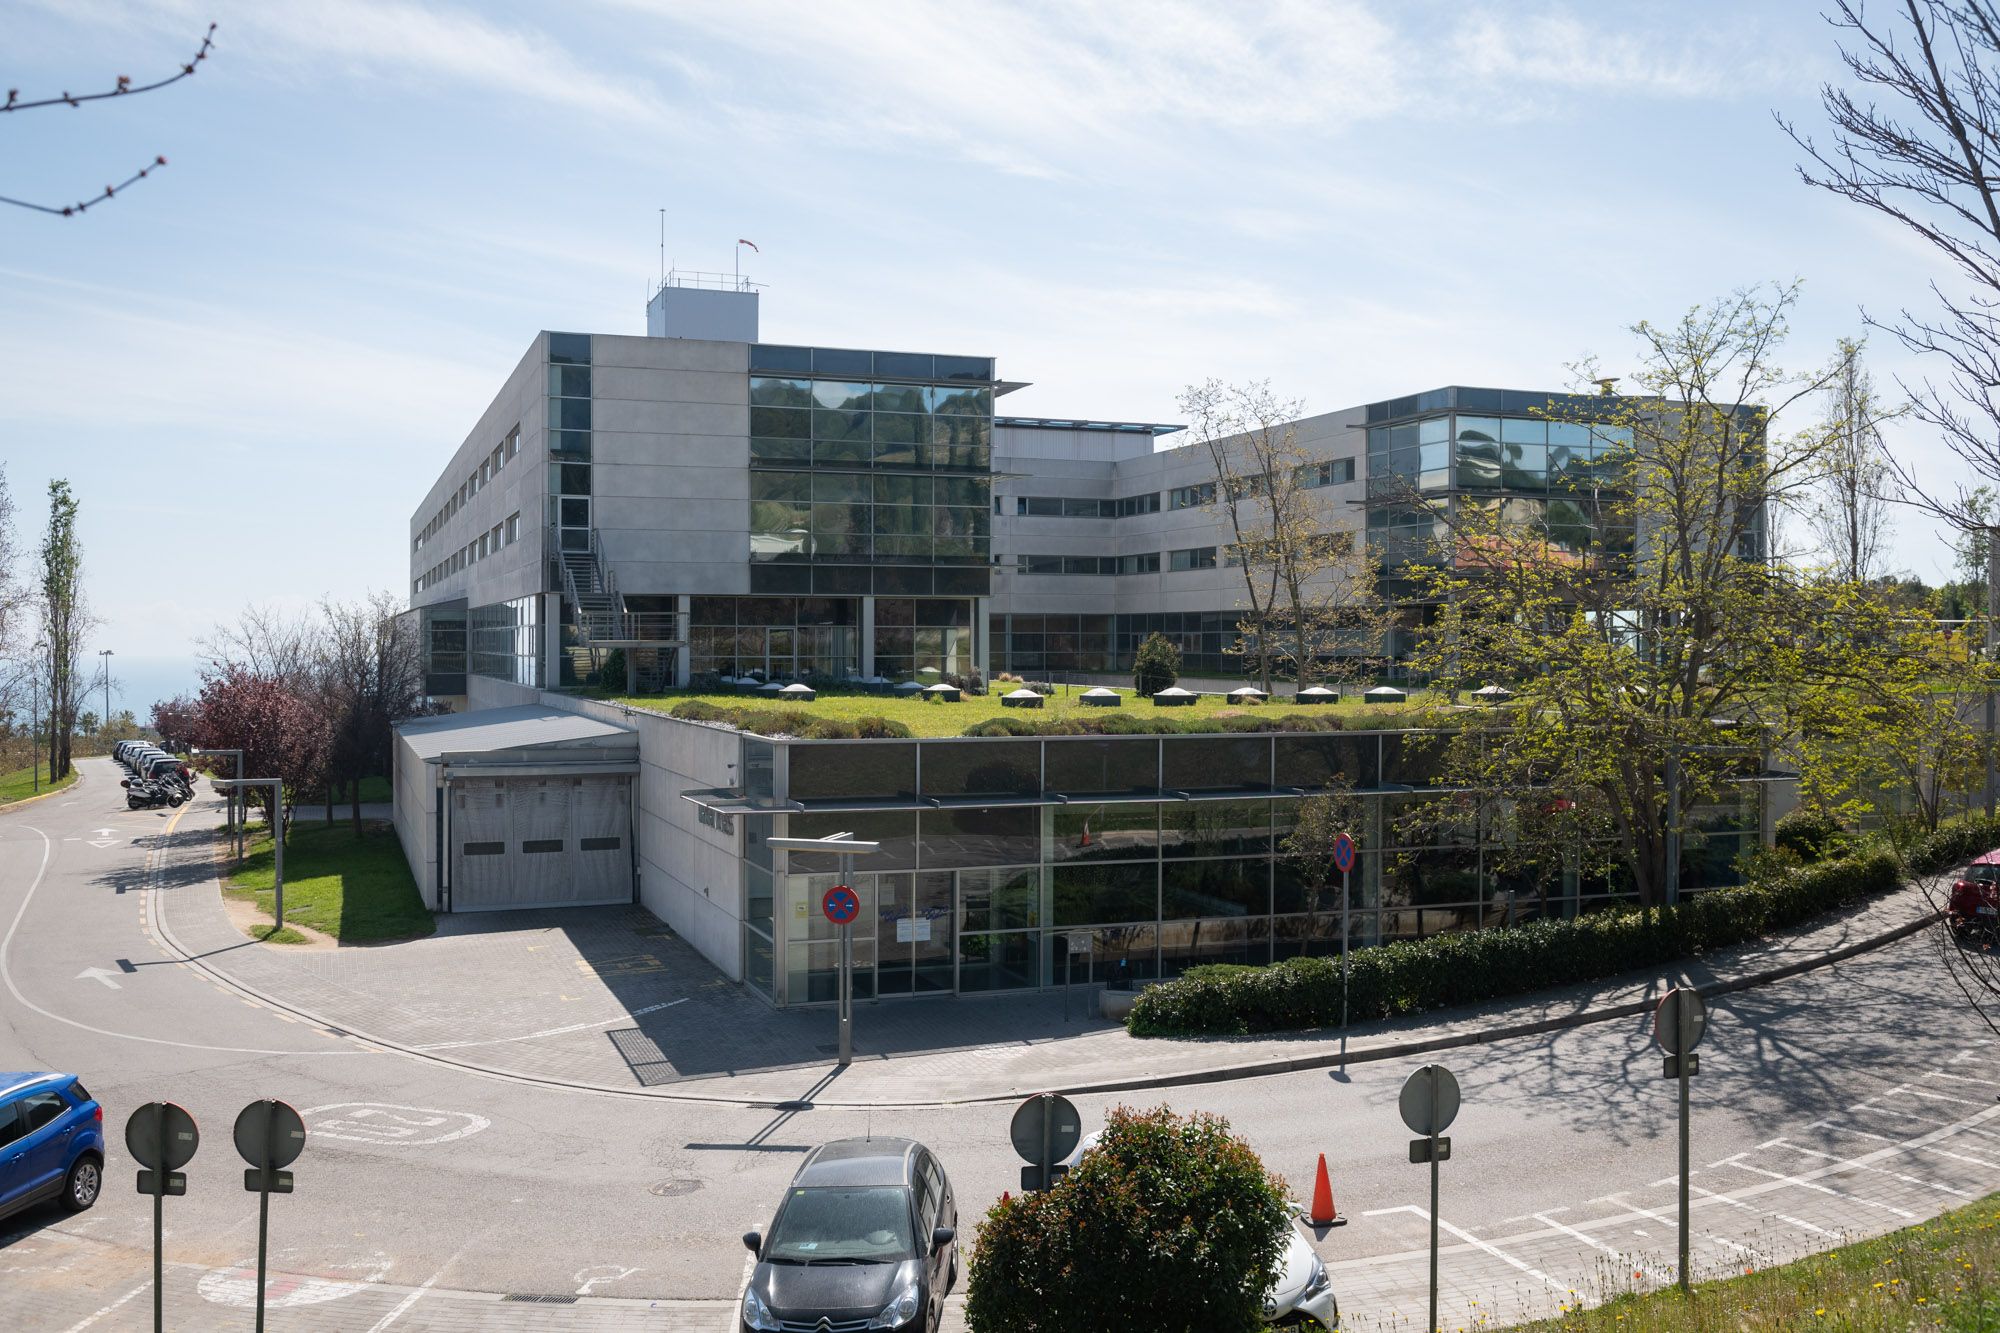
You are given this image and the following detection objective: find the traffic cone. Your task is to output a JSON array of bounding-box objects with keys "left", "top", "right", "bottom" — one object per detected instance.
[
  {"left": 1000, "top": 1191, "right": 1010, "bottom": 1205},
  {"left": 1309, "top": 1153, "right": 1345, "bottom": 1227}
]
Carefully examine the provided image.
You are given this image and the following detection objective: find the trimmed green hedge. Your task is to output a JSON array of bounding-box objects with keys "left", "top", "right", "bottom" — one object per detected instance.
[
  {"left": 666, "top": 700, "right": 913, "bottom": 739},
  {"left": 962, "top": 711, "right": 1356, "bottom": 738},
  {"left": 1127, "top": 846, "right": 1903, "bottom": 1037},
  {"left": 1906, "top": 814, "right": 2000, "bottom": 878}
]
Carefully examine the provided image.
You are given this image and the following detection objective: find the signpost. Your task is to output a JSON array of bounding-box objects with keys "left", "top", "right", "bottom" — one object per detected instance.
[
  {"left": 1009, "top": 1092, "right": 1082, "bottom": 1193},
  {"left": 234, "top": 1099, "right": 306, "bottom": 1333},
  {"left": 192, "top": 747, "right": 245, "bottom": 862},
  {"left": 1400, "top": 1064, "right": 1461, "bottom": 1333},
  {"left": 126, "top": 1101, "right": 199, "bottom": 1333},
  {"left": 768, "top": 833, "right": 880, "bottom": 1068},
  {"left": 1332, "top": 832, "right": 1356, "bottom": 1040},
  {"left": 1655, "top": 986, "right": 1708, "bottom": 1292},
  {"left": 211, "top": 777, "right": 285, "bottom": 926}
]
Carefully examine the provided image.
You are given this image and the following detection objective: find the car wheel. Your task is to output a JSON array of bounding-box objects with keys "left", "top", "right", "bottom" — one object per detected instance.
[{"left": 61, "top": 1155, "right": 101, "bottom": 1213}]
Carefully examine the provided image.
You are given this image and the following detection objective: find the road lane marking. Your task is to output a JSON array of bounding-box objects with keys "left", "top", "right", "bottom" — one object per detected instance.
[
  {"left": 364, "top": 1258, "right": 456, "bottom": 1332},
  {"left": 1603, "top": 1194, "right": 1758, "bottom": 1258},
  {"left": 75, "top": 967, "right": 122, "bottom": 990},
  {"left": 0, "top": 823, "right": 350, "bottom": 1057},
  {"left": 300, "top": 1103, "right": 491, "bottom": 1146},
  {"left": 61, "top": 1280, "right": 150, "bottom": 1331}
]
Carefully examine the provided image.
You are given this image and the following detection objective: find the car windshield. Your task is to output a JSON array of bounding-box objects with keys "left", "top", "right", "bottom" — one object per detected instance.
[
  {"left": 1970, "top": 865, "right": 2000, "bottom": 884},
  {"left": 764, "top": 1186, "right": 914, "bottom": 1264}
]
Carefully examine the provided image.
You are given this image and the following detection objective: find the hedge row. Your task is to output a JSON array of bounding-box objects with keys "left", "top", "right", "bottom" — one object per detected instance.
[
  {"left": 1126, "top": 846, "right": 1903, "bottom": 1037},
  {"left": 959, "top": 710, "right": 1427, "bottom": 738},
  {"left": 665, "top": 700, "right": 914, "bottom": 740},
  {"left": 1906, "top": 814, "right": 2000, "bottom": 878}
]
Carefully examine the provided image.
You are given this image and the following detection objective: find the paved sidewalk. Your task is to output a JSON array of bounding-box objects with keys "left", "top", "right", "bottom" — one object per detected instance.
[{"left": 153, "top": 791, "right": 1944, "bottom": 1108}]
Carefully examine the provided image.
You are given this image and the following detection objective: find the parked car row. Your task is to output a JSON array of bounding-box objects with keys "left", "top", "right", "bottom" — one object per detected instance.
[{"left": 112, "top": 741, "right": 196, "bottom": 809}]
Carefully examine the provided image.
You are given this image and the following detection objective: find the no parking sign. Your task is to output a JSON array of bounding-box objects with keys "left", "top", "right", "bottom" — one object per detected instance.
[{"left": 822, "top": 884, "right": 860, "bottom": 925}]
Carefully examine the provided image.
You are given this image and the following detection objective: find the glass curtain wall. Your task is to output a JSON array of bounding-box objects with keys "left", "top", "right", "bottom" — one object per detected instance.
[
  {"left": 467, "top": 595, "right": 543, "bottom": 687},
  {"left": 754, "top": 731, "right": 1767, "bottom": 1005},
  {"left": 687, "top": 596, "right": 860, "bottom": 680},
  {"left": 747, "top": 347, "right": 995, "bottom": 599}
]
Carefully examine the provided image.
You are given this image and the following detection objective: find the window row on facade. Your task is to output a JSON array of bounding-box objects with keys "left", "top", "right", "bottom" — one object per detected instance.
[
  {"left": 415, "top": 511, "right": 522, "bottom": 596},
  {"left": 413, "top": 426, "right": 520, "bottom": 558}
]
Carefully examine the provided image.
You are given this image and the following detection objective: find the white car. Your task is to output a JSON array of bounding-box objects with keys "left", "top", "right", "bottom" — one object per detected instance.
[{"left": 1060, "top": 1131, "right": 1337, "bottom": 1328}]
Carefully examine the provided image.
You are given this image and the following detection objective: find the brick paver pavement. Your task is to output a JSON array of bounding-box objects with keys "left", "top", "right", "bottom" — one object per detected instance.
[{"left": 150, "top": 790, "right": 1942, "bottom": 1109}]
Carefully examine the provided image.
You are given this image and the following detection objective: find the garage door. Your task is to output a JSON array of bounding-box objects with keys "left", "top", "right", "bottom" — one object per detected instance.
[{"left": 449, "top": 775, "right": 633, "bottom": 911}]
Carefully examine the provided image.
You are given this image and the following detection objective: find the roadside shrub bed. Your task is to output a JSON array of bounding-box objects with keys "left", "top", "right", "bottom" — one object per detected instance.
[
  {"left": 665, "top": 700, "right": 913, "bottom": 739},
  {"left": 1906, "top": 813, "right": 2000, "bottom": 878},
  {"left": 1127, "top": 846, "right": 1902, "bottom": 1037}
]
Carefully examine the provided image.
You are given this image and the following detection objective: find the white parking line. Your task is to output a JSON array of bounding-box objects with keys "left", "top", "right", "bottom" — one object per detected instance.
[
  {"left": 1717, "top": 1155, "right": 1916, "bottom": 1219},
  {"left": 1772, "top": 1141, "right": 1976, "bottom": 1199},
  {"left": 1363, "top": 1206, "right": 1569, "bottom": 1294},
  {"left": 61, "top": 1281, "right": 150, "bottom": 1332},
  {"left": 1532, "top": 1212, "right": 1660, "bottom": 1279},
  {"left": 1825, "top": 1126, "right": 2000, "bottom": 1172},
  {"left": 1690, "top": 1184, "right": 1839, "bottom": 1239},
  {"left": 1602, "top": 1194, "right": 1757, "bottom": 1258},
  {"left": 1908, "top": 1087, "right": 1989, "bottom": 1107}
]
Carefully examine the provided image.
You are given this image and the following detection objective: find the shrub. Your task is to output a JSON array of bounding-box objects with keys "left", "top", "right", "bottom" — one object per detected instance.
[
  {"left": 966, "top": 1107, "right": 1289, "bottom": 1333},
  {"left": 664, "top": 699, "right": 911, "bottom": 739},
  {"left": 963, "top": 716, "right": 1038, "bottom": 737},
  {"left": 1906, "top": 813, "right": 2000, "bottom": 877},
  {"left": 1133, "top": 632, "right": 1181, "bottom": 697},
  {"left": 1775, "top": 808, "right": 1843, "bottom": 862},
  {"left": 1128, "top": 845, "right": 1904, "bottom": 1037}
]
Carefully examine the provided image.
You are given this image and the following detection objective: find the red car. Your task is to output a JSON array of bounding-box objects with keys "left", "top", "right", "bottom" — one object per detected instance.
[{"left": 1947, "top": 852, "right": 2000, "bottom": 936}]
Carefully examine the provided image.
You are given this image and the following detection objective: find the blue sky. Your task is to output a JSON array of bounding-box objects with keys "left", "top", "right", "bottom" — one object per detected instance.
[{"left": 0, "top": 0, "right": 1969, "bottom": 714}]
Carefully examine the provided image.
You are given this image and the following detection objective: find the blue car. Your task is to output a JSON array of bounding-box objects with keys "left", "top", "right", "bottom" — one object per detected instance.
[{"left": 0, "top": 1073, "right": 104, "bottom": 1223}]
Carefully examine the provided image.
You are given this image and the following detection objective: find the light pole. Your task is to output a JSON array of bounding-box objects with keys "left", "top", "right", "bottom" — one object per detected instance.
[
  {"left": 765, "top": 832, "right": 881, "bottom": 1065},
  {"left": 97, "top": 648, "right": 113, "bottom": 738}
]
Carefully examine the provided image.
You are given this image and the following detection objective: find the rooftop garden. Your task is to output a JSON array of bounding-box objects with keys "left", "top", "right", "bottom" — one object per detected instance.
[{"left": 586, "top": 683, "right": 1449, "bottom": 739}]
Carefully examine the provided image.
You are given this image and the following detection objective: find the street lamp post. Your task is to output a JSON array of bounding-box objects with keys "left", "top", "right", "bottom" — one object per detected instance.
[
  {"left": 765, "top": 833, "right": 881, "bottom": 1066},
  {"left": 97, "top": 648, "right": 113, "bottom": 738}
]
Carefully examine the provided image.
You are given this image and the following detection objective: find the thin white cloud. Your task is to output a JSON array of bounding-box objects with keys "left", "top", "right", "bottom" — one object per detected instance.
[
  {"left": 608, "top": 0, "right": 1406, "bottom": 177},
  {"left": 1445, "top": 8, "right": 1794, "bottom": 102},
  {"left": 22, "top": 0, "right": 673, "bottom": 131}
]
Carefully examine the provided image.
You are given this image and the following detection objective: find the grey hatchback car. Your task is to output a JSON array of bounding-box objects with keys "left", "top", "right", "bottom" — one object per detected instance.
[{"left": 740, "top": 1137, "right": 957, "bottom": 1333}]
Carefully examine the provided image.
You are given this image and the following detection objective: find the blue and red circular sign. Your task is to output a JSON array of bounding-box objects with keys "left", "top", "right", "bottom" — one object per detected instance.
[
  {"left": 1332, "top": 832, "right": 1357, "bottom": 875},
  {"left": 822, "top": 884, "right": 860, "bottom": 926}
]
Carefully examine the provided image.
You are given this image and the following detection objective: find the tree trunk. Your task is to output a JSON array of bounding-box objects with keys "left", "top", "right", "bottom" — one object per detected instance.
[{"left": 351, "top": 781, "right": 363, "bottom": 837}]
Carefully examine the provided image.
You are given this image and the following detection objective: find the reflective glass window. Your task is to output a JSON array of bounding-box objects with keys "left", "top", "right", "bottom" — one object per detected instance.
[
  {"left": 1051, "top": 802, "right": 1158, "bottom": 861},
  {"left": 1163, "top": 737, "right": 1270, "bottom": 791},
  {"left": 1160, "top": 799, "right": 1272, "bottom": 857},
  {"left": 1162, "top": 859, "right": 1269, "bottom": 918},
  {"left": 919, "top": 741, "right": 1039, "bottom": 798},
  {"left": 751, "top": 406, "right": 810, "bottom": 439},
  {"left": 1053, "top": 862, "right": 1158, "bottom": 927},
  {"left": 1500, "top": 417, "right": 1546, "bottom": 444},
  {"left": 811, "top": 348, "right": 872, "bottom": 377},
  {"left": 751, "top": 471, "right": 811, "bottom": 503},
  {"left": 918, "top": 806, "right": 1039, "bottom": 868}
]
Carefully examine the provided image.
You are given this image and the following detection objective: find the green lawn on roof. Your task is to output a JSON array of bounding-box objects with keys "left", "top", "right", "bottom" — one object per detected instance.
[{"left": 593, "top": 684, "right": 1438, "bottom": 738}]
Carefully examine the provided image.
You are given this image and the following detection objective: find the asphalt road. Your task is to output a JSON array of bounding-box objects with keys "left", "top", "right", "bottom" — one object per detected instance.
[{"left": 1, "top": 762, "right": 1995, "bottom": 1330}]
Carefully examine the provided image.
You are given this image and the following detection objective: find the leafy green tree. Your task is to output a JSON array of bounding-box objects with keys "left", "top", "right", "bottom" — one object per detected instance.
[
  {"left": 966, "top": 1106, "right": 1291, "bottom": 1333},
  {"left": 1132, "top": 631, "right": 1181, "bottom": 696},
  {"left": 38, "top": 480, "right": 89, "bottom": 780},
  {"left": 1401, "top": 286, "right": 1895, "bottom": 907}
]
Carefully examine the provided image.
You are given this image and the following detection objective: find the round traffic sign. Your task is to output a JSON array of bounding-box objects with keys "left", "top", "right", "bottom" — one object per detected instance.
[
  {"left": 125, "top": 1101, "right": 199, "bottom": 1172},
  {"left": 821, "top": 884, "right": 860, "bottom": 926},
  {"left": 1398, "top": 1064, "right": 1461, "bottom": 1136},
  {"left": 1654, "top": 987, "right": 1708, "bottom": 1056},
  {"left": 1009, "top": 1093, "right": 1082, "bottom": 1166},
  {"left": 1332, "top": 832, "right": 1357, "bottom": 875},
  {"left": 233, "top": 1099, "right": 307, "bottom": 1170}
]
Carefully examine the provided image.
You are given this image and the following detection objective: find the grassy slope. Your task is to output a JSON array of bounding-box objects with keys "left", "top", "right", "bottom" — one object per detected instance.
[
  {"left": 0, "top": 763, "right": 77, "bottom": 805},
  {"left": 597, "top": 685, "right": 1438, "bottom": 738},
  {"left": 224, "top": 820, "right": 434, "bottom": 942},
  {"left": 1507, "top": 1192, "right": 2000, "bottom": 1330}
]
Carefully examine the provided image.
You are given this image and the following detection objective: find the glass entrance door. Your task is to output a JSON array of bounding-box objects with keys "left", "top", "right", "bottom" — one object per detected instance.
[{"left": 876, "top": 871, "right": 955, "bottom": 995}]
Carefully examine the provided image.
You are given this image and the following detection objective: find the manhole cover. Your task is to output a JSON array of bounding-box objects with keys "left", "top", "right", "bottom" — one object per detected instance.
[{"left": 650, "top": 1178, "right": 703, "bottom": 1198}]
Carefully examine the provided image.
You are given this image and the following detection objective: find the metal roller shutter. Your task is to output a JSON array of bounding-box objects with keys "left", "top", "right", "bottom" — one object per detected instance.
[
  {"left": 570, "top": 775, "right": 632, "bottom": 905},
  {"left": 449, "top": 774, "right": 632, "bottom": 911}
]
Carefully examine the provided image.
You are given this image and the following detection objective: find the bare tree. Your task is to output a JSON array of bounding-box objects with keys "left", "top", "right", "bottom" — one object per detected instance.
[
  {"left": 319, "top": 593, "right": 434, "bottom": 833},
  {"left": 1805, "top": 338, "right": 1902, "bottom": 581},
  {"left": 1178, "top": 380, "right": 1290, "bottom": 690},
  {"left": 1, "top": 23, "right": 215, "bottom": 217},
  {"left": 198, "top": 605, "right": 323, "bottom": 689},
  {"left": 1781, "top": 2, "right": 2000, "bottom": 531}
]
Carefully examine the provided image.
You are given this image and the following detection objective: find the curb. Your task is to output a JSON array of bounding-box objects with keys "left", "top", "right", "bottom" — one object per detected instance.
[{"left": 152, "top": 817, "right": 1945, "bottom": 1110}]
